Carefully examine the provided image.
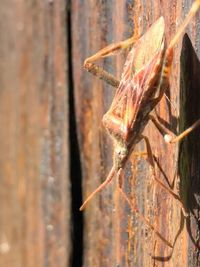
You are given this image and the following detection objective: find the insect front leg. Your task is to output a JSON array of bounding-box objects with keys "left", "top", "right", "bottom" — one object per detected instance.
[{"left": 84, "top": 36, "right": 137, "bottom": 88}]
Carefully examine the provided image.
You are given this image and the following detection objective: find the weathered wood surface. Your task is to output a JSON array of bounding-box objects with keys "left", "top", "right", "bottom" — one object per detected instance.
[
  {"left": 0, "top": 1, "right": 70, "bottom": 267},
  {"left": 72, "top": 1, "right": 200, "bottom": 266}
]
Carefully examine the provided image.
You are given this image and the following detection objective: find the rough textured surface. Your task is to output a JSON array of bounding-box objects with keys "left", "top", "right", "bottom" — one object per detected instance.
[
  {"left": 72, "top": 1, "right": 200, "bottom": 267},
  {"left": 0, "top": 1, "right": 70, "bottom": 267}
]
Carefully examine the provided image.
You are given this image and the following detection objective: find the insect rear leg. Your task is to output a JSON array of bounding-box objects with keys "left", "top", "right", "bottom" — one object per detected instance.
[
  {"left": 141, "top": 135, "right": 187, "bottom": 214},
  {"left": 84, "top": 36, "right": 137, "bottom": 88},
  {"left": 117, "top": 170, "right": 173, "bottom": 247}
]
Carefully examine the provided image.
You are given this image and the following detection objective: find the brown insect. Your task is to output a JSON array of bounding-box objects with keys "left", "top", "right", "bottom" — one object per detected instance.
[{"left": 80, "top": 0, "right": 200, "bottom": 247}]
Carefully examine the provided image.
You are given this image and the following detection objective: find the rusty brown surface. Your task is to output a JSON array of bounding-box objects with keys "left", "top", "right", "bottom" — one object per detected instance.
[
  {"left": 0, "top": 1, "right": 70, "bottom": 267},
  {"left": 72, "top": 0, "right": 200, "bottom": 267}
]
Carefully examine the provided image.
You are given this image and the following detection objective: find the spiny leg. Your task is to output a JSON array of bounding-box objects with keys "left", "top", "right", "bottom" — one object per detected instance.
[
  {"left": 84, "top": 36, "right": 137, "bottom": 88},
  {"left": 141, "top": 135, "right": 185, "bottom": 212},
  {"left": 117, "top": 167, "right": 173, "bottom": 247}
]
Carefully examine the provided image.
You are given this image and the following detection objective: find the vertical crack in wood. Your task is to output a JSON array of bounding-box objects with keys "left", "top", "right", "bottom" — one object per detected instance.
[{"left": 67, "top": 3, "right": 83, "bottom": 266}]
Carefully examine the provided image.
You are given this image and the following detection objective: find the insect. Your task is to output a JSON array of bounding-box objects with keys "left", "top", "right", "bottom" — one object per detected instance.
[{"left": 80, "top": 0, "right": 200, "bottom": 247}]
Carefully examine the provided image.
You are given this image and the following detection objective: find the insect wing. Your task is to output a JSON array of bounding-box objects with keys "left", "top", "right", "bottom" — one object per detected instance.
[{"left": 109, "top": 17, "right": 165, "bottom": 130}]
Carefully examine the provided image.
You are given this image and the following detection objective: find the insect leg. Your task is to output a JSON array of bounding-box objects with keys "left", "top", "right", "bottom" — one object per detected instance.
[
  {"left": 141, "top": 135, "right": 186, "bottom": 212},
  {"left": 117, "top": 180, "right": 173, "bottom": 248},
  {"left": 166, "top": 119, "right": 200, "bottom": 143},
  {"left": 85, "top": 63, "right": 120, "bottom": 88},
  {"left": 167, "top": 0, "right": 200, "bottom": 52},
  {"left": 155, "top": 0, "right": 200, "bottom": 102},
  {"left": 149, "top": 114, "right": 200, "bottom": 144},
  {"left": 85, "top": 36, "right": 136, "bottom": 64},
  {"left": 149, "top": 114, "right": 174, "bottom": 141},
  {"left": 84, "top": 36, "right": 137, "bottom": 87}
]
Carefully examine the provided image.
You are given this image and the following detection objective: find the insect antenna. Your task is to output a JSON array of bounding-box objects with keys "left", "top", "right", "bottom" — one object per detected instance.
[{"left": 80, "top": 166, "right": 116, "bottom": 211}]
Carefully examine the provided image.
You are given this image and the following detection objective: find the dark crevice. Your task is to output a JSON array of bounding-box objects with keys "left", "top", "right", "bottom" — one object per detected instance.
[
  {"left": 179, "top": 34, "right": 200, "bottom": 265},
  {"left": 67, "top": 2, "right": 83, "bottom": 267}
]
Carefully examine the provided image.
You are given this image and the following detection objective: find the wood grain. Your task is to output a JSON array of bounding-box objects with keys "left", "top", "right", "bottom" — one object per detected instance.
[
  {"left": 0, "top": 1, "right": 70, "bottom": 267},
  {"left": 72, "top": 1, "right": 200, "bottom": 266}
]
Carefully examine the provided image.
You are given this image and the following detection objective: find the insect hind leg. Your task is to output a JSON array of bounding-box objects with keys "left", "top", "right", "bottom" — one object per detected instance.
[
  {"left": 117, "top": 167, "right": 173, "bottom": 247},
  {"left": 141, "top": 135, "right": 188, "bottom": 217}
]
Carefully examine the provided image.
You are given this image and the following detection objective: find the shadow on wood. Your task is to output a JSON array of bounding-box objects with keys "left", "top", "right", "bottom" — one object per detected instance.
[{"left": 179, "top": 34, "right": 200, "bottom": 266}]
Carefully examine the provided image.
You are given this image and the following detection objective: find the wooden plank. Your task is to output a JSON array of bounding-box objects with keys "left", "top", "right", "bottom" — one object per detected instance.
[
  {"left": 71, "top": 1, "right": 131, "bottom": 266},
  {"left": 72, "top": 0, "right": 200, "bottom": 266},
  {"left": 0, "top": 1, "right": 70, "bottom": 267}
]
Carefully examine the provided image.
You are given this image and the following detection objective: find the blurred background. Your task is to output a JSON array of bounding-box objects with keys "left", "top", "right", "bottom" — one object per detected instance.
[{"left": 1, "top": 1, "right": 200, "bottom": 267}]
